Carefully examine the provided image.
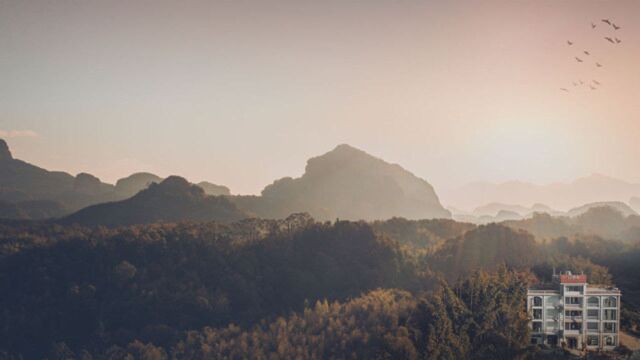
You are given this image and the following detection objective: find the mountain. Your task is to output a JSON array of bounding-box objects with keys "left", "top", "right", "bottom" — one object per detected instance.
[
  {"left": 504, "top": 205, "right": 640, "bottom": 241},
  {"left": 630, "top": 197, "right": 640, "bottom": 213},
  {"left": 0, "top": 139, "right": 233, "bottom": 219},
  {"left": 62, "top": 176, "right": 247, "bottom": 227},
  {"left": 0, "top": 138, "right": 76, "bottom": 202},
  {"left": 473, "top": 202, "right": 530, "bottom": 217},
  {"left": 234, "top": 144, "right": 450, "bottom": 221},
  {"left": 197, "top": 181, "right": 231, "bottom": 196},
  {"left": 0, "top": 200, "right": 68, "bottom": 220},
  {"left": 441, "top": 174, "right": 640, "bottom": 211},
  {"left": 449, "top": 202, "right": 560, "bottom": 224},
  {"left": 114, "top": 172, "right": 163, "bottom": 198},
  {"left": 0, "top": 139, "right": 120, "bottom": 211},
  {"left": 566, "top": 201, "right": 638, "bottom": 218},
  {"left": 114, "top": 173, "right": 231, "bottom": 198}
]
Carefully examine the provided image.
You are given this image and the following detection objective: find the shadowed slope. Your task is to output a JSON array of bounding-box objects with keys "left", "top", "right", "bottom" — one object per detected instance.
[{"left": 62, "top": 176, "right": 246, "bottom": 227}]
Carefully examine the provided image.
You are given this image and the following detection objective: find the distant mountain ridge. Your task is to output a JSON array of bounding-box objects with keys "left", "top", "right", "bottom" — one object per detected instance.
[
  {"left": 503, "top": 205, "right": 640, "bottom": 242},
  {"left": 0, "top": 139, "right": 230, "bottom": 219},
  {"left": 61, "top": 176, "right": 246, "bottom": 227},
  {"left": 442, "top": 174, "right": 640, "bottom": 211},
  {"left": 233, "top": 144, "right": 450, "bottom": 221},
  {"left": 451, "top": 200, "right": 638, "bottom": 225},
  {"left": 1, "top": 140, "right": 450, "bottom": 222}
]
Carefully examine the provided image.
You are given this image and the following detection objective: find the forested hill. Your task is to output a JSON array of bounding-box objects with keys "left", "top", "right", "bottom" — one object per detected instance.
[
  {"left": 2, "top": 214, "right": 638, "bottom": 358},
  {"left": 0, "top": 218, "right": 435, "bottom": 358}
]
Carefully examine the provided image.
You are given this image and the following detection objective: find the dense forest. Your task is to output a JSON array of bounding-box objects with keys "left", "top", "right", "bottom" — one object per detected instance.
[{"left": 1, "top": 212, "right": 639, "bottom": 359}]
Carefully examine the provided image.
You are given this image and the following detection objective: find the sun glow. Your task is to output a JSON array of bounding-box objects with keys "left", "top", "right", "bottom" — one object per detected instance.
[{"left": 470, "top": 118, "right": 581, "bottom": 183}]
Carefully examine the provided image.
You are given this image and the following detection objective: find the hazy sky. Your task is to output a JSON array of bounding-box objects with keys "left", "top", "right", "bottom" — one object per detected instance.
[{"left": 1, "top": 0, "right": 639, "bottom": 195}]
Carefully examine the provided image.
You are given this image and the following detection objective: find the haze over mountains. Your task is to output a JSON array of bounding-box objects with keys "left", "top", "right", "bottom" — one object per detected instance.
[
  {"left": 234, "top": 144, "right": 450, "bottom": 221},
  {"left": 62, "top": 176, "right": 245, "bottom": 227},
  {"left": 441, "top": 174, "right": 640, "bottom": 212},
  {"left": 0, "top": 140, "right": 450, "bottom": 223},
  {"left": 0, "top": 139, "right": 230, "bottom": 219},
  {"left": 3, "top": 137, "right": 640, "bottom": 226}
]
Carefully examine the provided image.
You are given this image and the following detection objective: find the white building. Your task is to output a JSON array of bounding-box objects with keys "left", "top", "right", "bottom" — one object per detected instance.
[{"left": 527, "top": 271, "right": 621, "bottom": 351}]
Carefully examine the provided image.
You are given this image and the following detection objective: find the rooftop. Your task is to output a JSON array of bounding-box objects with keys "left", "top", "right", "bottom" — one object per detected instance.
[
  {"left": 586, "top": 287, "right": 621, "bottom": 295},
  {"left": 559, "top": 274, "right": 587, "bottom": 284}
]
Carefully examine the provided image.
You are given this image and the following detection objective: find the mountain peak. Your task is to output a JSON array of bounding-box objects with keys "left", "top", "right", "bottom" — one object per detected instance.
[
  {"left": 158, "top": 175, "right": 191, "bottom": 188},
  {"left": 256, "top": 144, "right": 450, "bottom": 220},
  {"left": 62, "top": 175, "right": 246, "bottom": 227},
  {"left": 145, "top": 176, "right": 204, "bottom": 197},
  {"left": 332, "top": 143, "right": 361, "bottom": 153},
  {"left": 304, "top": 144, "right": 384, "bottom": 177},
  {"left": 0, "top": 139, "right": 12, "bottom": 160}
]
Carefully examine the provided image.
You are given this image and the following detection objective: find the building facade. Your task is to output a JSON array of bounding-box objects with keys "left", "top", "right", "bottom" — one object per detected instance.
[{"left": 527, "top": 271, "right": 621, "bottom": 351}]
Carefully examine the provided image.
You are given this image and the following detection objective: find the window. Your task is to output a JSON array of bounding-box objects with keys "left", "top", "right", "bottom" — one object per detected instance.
[
  {"left": 565, "top": 297, "right": 582, "bottom": 305},
  {"left": 533, "top": 309, "right": 542, "bottom": 319},
  {"left": 587, "top": 296, "right": 599, "bottom": 307},
  {"left": 567, "top": 285, "right": 583, "bottom": 293},
  {"left": 587, "top": 322, "right": 599, "bottom": 332},
  {"left": 565, "top": 310, "right": 582, "bottom": 317},
  {"left": 546, "top": 308, "right": 558, "bottom": 319},
  {"left": 532, "top": 297, "right": 542, "bottom": 307},
  {"left": 603, "top": 323, "right": 617, "bottom": 333},
  {"left": 587, "top": 309, "right": 599, "bottom": 320},
  {"left": 587, "top": 335, "right": 599, "bottom": 346},
  {"left": 604, "top": 336, "right": 615, "bottom": 346},
  {"left": 603, "top": 296, "right": 617, "bottom": 307},
  {"left": 532, "top": 322, "right": 543, "bottom": 333},
  {"left": 603, "top": 309, "right": 617, "bottom": 320},
  {"left": 565, "top": 322, "right": 581, "bottom": 330}
]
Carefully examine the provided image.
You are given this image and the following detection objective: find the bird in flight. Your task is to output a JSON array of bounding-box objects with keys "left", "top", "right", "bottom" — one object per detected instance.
[
  {"left": 605, "top": 37, "right": 615, "bottom": 44},
  {"left": 567, "top": 40, "right": 574, "bottom": 46},
  {"left": 575, "top": 57, "right": 583, "bottom": 62},
  {"left": 602, "top": 19, "right": 612, "bottom": 25},
  {"left": 596, "top": 62, "right": 603, "bottom": 67},
  {"left": 591, "top": 22, "right": 597, "bottom": 29},
  {"left": 579, "top": 80, "right": 584, "bottom": 85},
  {"left": 573, "top": 81, "right": 578, "bottom": 86},
  {"left": 590, "top": 85, "right": 597, "bottom": 90},
  {"left": 584, "top": 50, "right": 590, "bottom": 55},
  {"left": 615, "top": 37, "right": 622, "bottom": 43},
  {"left": 593, "top": 80, "right": 601, "bottom": 86},
  {"left": 560, "top": 88, "right": 569, "bottom": 92},
  {"left": 613, "top": 23, "right": 621, "bottom": 30}
]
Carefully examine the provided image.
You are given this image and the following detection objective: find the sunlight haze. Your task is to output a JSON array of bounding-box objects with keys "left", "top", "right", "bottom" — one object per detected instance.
[{"left": 1, "top": 0, "right": 639, "bottom": 195}]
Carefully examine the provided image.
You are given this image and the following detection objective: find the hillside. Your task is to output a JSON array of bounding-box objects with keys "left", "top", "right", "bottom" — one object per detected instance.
[
  {"left": 0, "top": 200, "right": 68, "bottom": 220},
  {"left": 235, "top": 144, "right": 450, "bottom": 221},
  {"left": 504, "top": 206, "right": 640, "bottom": 241},
  {"left": 61, "top": 176, "right": 246, "bottom": 227},
  {"left": 427, "top": 224, "right": 540, "bottom": 280}
]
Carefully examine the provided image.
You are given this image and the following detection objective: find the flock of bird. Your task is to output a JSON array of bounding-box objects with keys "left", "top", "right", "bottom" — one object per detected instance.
[{"left": 560, "top": 18, "right": 623, "bottom": 93}]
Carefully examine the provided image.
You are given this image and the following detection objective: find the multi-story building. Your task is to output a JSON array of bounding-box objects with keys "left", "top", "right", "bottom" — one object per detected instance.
[{"left": 527, "top": 271, "right": 621, "bottom": 351}]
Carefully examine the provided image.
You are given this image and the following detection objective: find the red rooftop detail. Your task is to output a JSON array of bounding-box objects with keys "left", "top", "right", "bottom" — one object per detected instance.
[{"left": 559, "top": 274, "right": 587, "bottom": 283}]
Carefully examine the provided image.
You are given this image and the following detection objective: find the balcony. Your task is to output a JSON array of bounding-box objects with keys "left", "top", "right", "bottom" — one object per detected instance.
[{"left": 563, "top": 329, "right": 582, "bottom": 335}]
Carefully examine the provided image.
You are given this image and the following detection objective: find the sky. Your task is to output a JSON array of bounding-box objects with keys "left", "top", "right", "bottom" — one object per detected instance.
[{"left": 1, "top": 0, "right": 639, "bottom": 195}]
